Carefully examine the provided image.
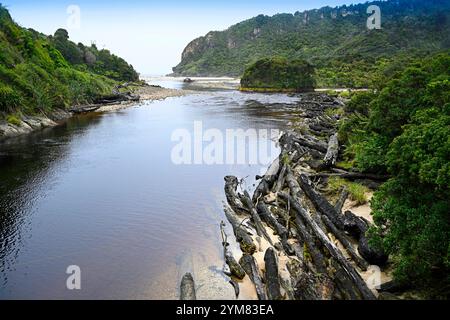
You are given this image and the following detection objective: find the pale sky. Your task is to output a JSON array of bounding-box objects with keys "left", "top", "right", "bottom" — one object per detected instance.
[{"left": 3, "top": 0, "right": 359, "bottom": 75}]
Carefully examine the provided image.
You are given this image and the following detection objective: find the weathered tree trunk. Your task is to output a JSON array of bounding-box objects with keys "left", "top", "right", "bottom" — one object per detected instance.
[
  {"left": 322, "top": 133, "right": 339, "bottom": 168},
  {"left": 180, "top": 273, "right": 196, "bottom": 300},
  {"left": 334, "top": 187, "right": 349, "bottom": 214},
  {"left": 224, "top": 206, "right": 256, "bottom": 255},
  {"left": 298, "top": 174, "right": 344, "bottom": 230},
  {"left": 321, "top": 214, "right": 369, "bottom": 271},
  {"left": 240, "top": 190, "right": 274, "bottom": 246},
  {"left": 279, "top": 192, "right": 376, "bottom": 300},
  {"left": 220, "top": 221, "right": 246, "bottom": 279},
  {"left": 224, "top": 176, "right": 249, "bottom": 215},
  {"left": 256, "top": 202, "right": 293, "bottom": 255},
  {"left": 273, "top": 163, "right": 287, "bottom": 193},
  {"left": 239, "top": 254, "right": 267, "bottom": 300},
  {"left": 343, "top": 211, "right": 388, "bottom": 266},
  {"left": 264, "top": 248, "right": 283, "bottom": 300},
  {"left": 287, "top": 259, "right": 334, "bottom": 300},
  {"left": 291, "top": 136, "right": 328, "bottom": 153},
  {"left": 229, "top": 279, "right": 240, "bottom": 298},
  {"left": 253, "top": 157, "right": 280, "bottom": 202},
  {"left": 280, "top": 192, "right": 328, "bottom": 274}
]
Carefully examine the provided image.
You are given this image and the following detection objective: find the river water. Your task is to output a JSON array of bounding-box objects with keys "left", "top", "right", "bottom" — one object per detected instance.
[{"left": 0, "top": 79, "right": 302, "bottom": 299}]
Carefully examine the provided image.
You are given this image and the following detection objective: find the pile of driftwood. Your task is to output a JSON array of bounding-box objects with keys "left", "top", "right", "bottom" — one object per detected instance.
[
  {"left": 69, "top": 83, "right": 140, "bottom": 114},
  {"left": 213, "top": 93, "right": 391, "bottom": 300}
]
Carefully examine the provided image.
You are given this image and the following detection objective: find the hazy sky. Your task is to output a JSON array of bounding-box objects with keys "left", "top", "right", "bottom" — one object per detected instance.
[{"left": 4, "top": 0, "right": 359, "bottom": 75}]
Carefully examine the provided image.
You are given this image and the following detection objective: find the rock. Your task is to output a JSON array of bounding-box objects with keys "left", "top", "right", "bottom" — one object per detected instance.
[{"left": 184, "top": 78, "right": 194, "bottom": 83}]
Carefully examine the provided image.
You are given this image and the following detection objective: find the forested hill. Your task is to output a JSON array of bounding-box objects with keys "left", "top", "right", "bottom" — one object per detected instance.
[
  {"left": 172, "top": 0, "right": 450, "bottom": 87},
  {"left": 0, "top": 5, "right": 138, "bottom": 117}
]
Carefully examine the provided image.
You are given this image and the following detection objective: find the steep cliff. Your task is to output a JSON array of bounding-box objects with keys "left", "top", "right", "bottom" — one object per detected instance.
[{"left": 172, "top": 0, "right": 450, "bottom": 87}]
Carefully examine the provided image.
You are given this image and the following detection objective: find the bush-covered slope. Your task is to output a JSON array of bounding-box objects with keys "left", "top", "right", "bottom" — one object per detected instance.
[
  {"left": 338, "top": 51, "right": 450, "bottom": 297},
  {"left": 0, "top": 5, "right": 137, "bottom": 117},
  {"left": 240, "top": 57, "right": 315, "bottom": 92},
  {"left": 172, "top": 0, "right": 450, "bottom": 88}
]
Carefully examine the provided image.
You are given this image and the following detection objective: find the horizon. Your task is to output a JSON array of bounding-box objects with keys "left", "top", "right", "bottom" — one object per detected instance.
[{"left": 3, "top": 0, "right": 360, "bottom": 75}]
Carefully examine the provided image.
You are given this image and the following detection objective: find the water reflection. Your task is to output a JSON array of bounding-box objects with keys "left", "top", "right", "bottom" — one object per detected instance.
[{"left": 0, "top": 88, "right": 299, "bottom": 299}]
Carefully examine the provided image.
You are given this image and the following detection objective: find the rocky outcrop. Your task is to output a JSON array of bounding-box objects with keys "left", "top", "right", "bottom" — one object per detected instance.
[{"left": 0, "top": 109, "right": 71, "bottom": 142}]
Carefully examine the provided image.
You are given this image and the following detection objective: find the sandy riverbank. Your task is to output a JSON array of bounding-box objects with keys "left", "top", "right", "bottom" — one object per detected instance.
[
  {"left": 97, "top": 85, "right": 194, "bottom": 112},
  {"left": 0, "top": 85, "right": 191, "bottom": 142}
]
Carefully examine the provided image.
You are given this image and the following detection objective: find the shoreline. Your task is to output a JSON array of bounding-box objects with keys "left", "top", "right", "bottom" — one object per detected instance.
[
  {"left": 212, "top": 92, "right": 394, "bottom": 301},
  {"left": 0, "top": 85, "right": 192, "bottom": 143}
]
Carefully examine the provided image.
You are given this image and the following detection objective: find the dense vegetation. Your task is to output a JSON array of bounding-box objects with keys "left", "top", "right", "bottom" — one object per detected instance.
[
  {"left": 0, "top": 5, "right": 138, "bottom": 118},
  {"left": 240, "top": 57, "right": 315, "bottom": 92},
  {"left": 338, "top": 52, "right": 450, "bottom": 298},
  {"left": 172, "top": 0, "right": 450, "bottom": 88},
  {"left": 50, "top": 28, "right": 139, "bottom": 82}
]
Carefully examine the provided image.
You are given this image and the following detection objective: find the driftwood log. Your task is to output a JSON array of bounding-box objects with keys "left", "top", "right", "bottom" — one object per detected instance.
[
  {"left": 279, "top": 192, "right": 376, "bottom": 300},
  {"left": 256, "top": 202, "right": 293, "bottom": 255},
  {"left": 180, "top": 273, "right": 196, "bottom": 300},
  {"left": 334, "top": 187, "right": 349, "bottom": 214},
  {"left": 240, "top": 190, "right": 274, "bottom": 245},
  {"left": 239, "top": 254, "right": 267, "bottom": 300},
  {"left": 343, "top": 211, "right": 388, "bottom": 266},
  {"left": 224, "top": 206, "right": 256, "bottom": 255},
  {"left": 220, "top": 221, "right": 246, "bottom": 279},
  {"left": 224, "top": 176, "right": 249, "bottom": 215},
  {"left": 264, "top": 248, "right": 283, "bottom": 300},
  {"left": 322, "top": 133, "right": 339, "bottom": 169},
  {"left": 287, "top": 259, "right": 334, "bottom": 300},
  {"left": 298, "top": 174, "right": 344, "bottom": 230},
  {"left": 253, "top": 157, "right": 280, "bottom": 202}
]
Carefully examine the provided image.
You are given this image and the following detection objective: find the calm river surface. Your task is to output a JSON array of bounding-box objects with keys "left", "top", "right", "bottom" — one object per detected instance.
[{"left": 0, "top": 79, "right": 302, "bottom": 299}]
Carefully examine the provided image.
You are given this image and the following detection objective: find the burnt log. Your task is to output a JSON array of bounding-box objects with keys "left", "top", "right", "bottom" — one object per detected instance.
[
  {"left": 256, "top": 202, "right": 293, "bottom": 255},
  {"left": 224, "top": 206, "right": 256, "bottom": 255},
  {"left": 343, "top": 211, "right": 388, "bottom": 266},
  {"left": 180, "top": 273, "right": 196, "bottom": 300},
  {"left": 239, "top": 254, "right": 267, "bottom": 300},
  {"left": 287, "top": 259, "right": 334, "bottom": 300},
  {"left": 279, "top": 192, "right": 376, "bottom": 300},
  {"left": 298, "top": 174, "right": 344, "bottom": 230},
  {"left": 220, "top": 221, "right": 246, "bottom": 279},
  {"left": 264, "top": 248, "right": 283, "bottom": 300},
  {"left": 240, "top": 191, "right": 274, "bottom": 245},
  {"left": 321, "top": 214, "right": 369, "bottom": 271},
  {"left": 279, "top": 193, "right": 328, "bottom": 274},
  {"left": 334, "top": 187, "right": 349, "bottom": 214}
]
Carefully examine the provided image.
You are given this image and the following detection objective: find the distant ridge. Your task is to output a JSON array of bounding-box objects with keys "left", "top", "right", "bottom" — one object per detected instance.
[{"left": 172, "top": 0, "right": 450, "bottom": 87}]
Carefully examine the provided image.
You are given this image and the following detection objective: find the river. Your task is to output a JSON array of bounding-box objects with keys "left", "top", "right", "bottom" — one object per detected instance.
[{"left": 0, "top": 79, "right": 303, "bottom": 299}]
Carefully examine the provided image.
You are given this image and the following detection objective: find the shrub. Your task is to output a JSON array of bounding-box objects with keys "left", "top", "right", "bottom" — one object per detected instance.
[{"left": 6, "top": 114, "right": 21, "bottom": 126}]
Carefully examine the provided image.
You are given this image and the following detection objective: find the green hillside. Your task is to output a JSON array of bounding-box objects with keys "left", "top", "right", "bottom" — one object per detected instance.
[
  {"left": 172, "top": 0, "right": 450, "bottom": 88},
  {"left": 240, "top": 57, "right": 315, "bottom": 92},
  {"left": 0, "top": 5, "right": 138, "bottom": 118}
]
